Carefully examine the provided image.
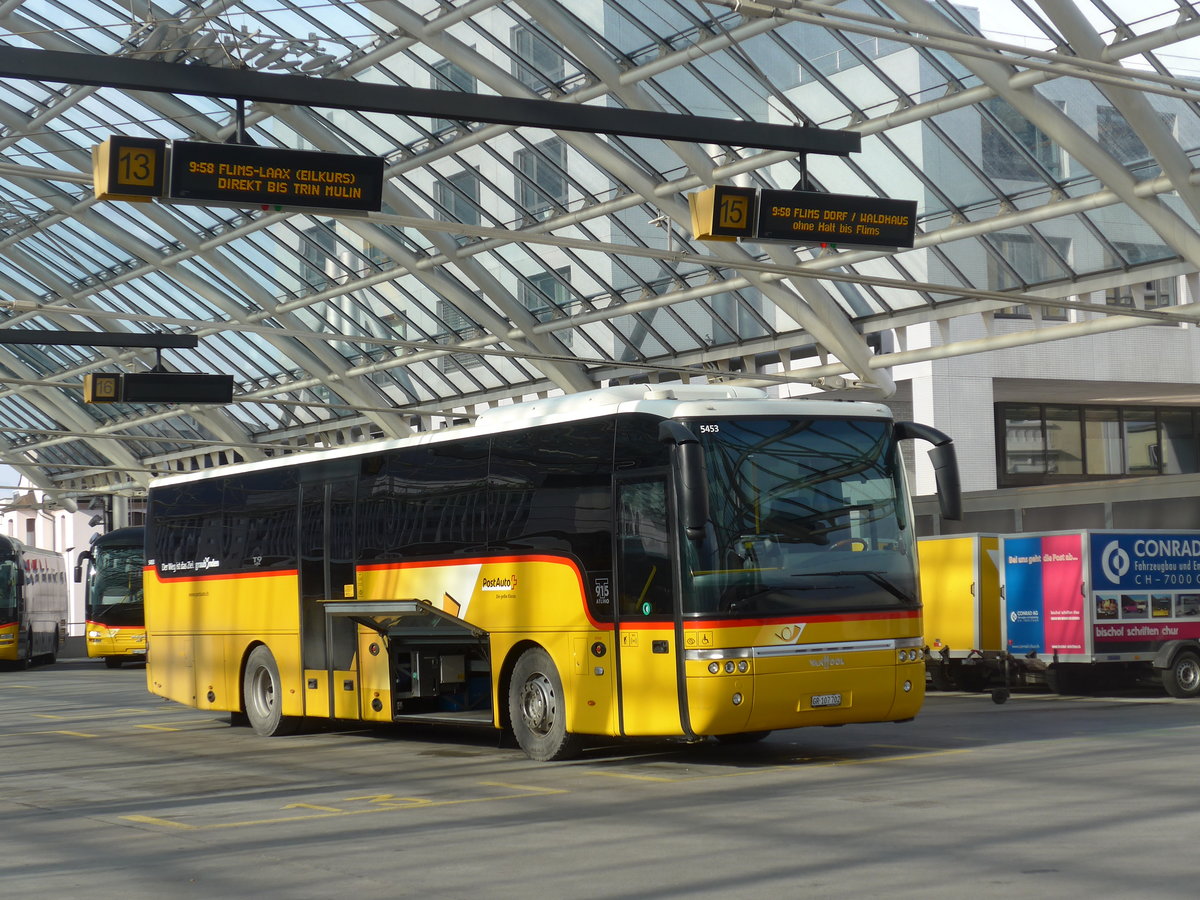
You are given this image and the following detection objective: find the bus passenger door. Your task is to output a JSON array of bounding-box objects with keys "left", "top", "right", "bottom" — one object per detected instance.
[
  {"left": 614, "top": 475, "right": 682, "bottom": 736},
  {"left": 300, "top": 478, "right": 359, "bottom": 719}
]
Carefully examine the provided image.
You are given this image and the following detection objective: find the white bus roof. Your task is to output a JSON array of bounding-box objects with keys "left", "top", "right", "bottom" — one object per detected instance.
[{"left": 149, "top": 384, "right": 893, "bottom": 489}]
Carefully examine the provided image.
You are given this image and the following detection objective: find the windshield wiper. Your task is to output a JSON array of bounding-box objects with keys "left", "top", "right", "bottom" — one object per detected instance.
[{"left": 808, "top": 570, "right": 915, "bottom": 604}]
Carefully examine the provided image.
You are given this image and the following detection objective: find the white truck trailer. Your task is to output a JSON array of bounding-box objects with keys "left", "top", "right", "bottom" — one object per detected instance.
[{"left": 922, "top": 530, "right": 1200, "bottom": 699}]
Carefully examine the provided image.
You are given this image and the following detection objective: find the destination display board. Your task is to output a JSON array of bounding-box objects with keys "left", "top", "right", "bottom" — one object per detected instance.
[
  {"left": 83, "top": 372, "right": 234, "bottom": 404},
  {"left": 168, "top": 141, "right": 385, "bottom": 213},
  {"left": 757, "top": 189, "right": 918, "bottom": 248}
]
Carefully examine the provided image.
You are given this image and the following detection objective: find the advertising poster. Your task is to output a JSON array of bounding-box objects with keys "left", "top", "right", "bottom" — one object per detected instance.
[
  {"left": 1040, "top": 533, "right": 1085, "bottom": 653},
  {"left": 1003, "top": 535, "right": 1045, "bottom": 655},
  {"left": 1091, "top": 533, "right": 1200, "bottom": 650},
  {"left": 1002, "top": 533, "right": 1085, "bottom": 656}
]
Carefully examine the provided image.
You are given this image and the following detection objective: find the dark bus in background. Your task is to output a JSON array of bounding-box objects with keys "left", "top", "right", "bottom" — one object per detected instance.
[{"left": 75, "top": 526, "right": 146, "bottom": 667}]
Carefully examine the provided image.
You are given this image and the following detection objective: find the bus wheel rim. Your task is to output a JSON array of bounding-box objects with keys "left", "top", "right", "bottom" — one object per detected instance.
[
  {"left": 253, "top": 667, "right": 275, "bottom": 713},
  {"left": 519, "top": 673, "right": 555, "bottom": 736}
]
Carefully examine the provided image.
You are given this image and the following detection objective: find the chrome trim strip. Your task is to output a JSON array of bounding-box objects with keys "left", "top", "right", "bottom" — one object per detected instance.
[
  {"left": 685, "top": 647, "right": 753, "bottom": 661},
  {"left": 685, "top": 637, "right": 913, "bottom": 661}
]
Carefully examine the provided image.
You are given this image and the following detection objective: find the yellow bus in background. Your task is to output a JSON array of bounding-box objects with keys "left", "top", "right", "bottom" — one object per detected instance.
[
  {"left": 145, "top": 385, "right": 960, "bottom": 760},
  {"left": 0, "top": 536, "right": 67, "bottom": 668},
  {"left": 75, "top": 526, "right": 146, "bottom": 667}
]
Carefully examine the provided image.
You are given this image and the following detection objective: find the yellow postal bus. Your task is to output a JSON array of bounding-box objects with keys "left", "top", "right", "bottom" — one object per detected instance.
[
  {"left": 75, "top": 526, "right": 147, "bottom": 667},
  {"left": 144, "top": 385, "right": 960, "bottom": 759}
]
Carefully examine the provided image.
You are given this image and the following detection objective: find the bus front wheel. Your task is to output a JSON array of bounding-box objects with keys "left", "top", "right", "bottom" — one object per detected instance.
[
  {"left": 243, "top": 646, "right": 302, "bottom": 736},
  {"left": 508, "top": 647, "right": 582, "bottom": 761}
]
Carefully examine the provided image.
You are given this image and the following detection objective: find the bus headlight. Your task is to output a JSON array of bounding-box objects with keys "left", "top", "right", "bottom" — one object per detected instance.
[
  {"left": 708, "top": 662, "right": 721, "bottom": 674},
  {"left": 732, "top": 693, "right": 743, "bottom": 706},
  {"left": 724, "top": 661, "right": 736, "bottom": 674},
  {"left": 737, "top": 660, "right": 749, "bottom": 673},
  {"left": 903, "top": 681, "right": 912, "bottom": 692}
]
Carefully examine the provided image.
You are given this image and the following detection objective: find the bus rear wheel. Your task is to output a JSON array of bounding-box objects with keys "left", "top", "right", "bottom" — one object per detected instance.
[
  {"left": 508, "top": 647, "right": 582, "bottom": 761},
  {"left": 243, "top": 646, "right": 302, "bottom": 736},
  {"left": 1163, "top": 650, "right": 1200, "bottom": 699},
  {"left": 104, "top": 657, "right": 123, "bottom": 669}
]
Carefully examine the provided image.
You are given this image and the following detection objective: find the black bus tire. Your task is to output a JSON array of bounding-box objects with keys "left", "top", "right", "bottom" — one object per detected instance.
[
  {"left": 1162, "top": 650, "right": 1200, "bottom": 699},
  {"left": 243, "top": 645, "right": 302, "bottom": 736},
  {"left": 104, "top": 657, "right": 123, "bottom": 669},
  {"left": 508, "top": 647, "right": 582, "bottom": 761}
]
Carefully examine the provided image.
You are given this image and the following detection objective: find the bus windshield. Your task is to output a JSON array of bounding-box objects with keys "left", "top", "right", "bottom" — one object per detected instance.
[
  {"left": 88, "top": 546, "right": 144, "bottom": 615},
  {"left": 0, "top": 556, "right": 17, "bottom": 613},
  {"left": 684, "top": 416, "right": 916, "bottom": 616}
]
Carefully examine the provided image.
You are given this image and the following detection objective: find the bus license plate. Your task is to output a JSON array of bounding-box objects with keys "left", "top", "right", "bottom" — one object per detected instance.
[{"left": 811, "top": 693, "right": 842, "bottom": 708}]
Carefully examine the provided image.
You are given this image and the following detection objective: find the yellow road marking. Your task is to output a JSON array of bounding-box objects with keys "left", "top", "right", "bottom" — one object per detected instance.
[
  {"left": 283, "top": 803, "right": 345, "bottom": 812},
  {"left": 832, "top": 748, "right": 971, "bottom": 765},
  {"left": 478, "top": 781, "right": 564, "bottom": 794},
  {"left": 121, "top": 783, "right": 569, "bottom": 831},
  {"left": 589, "top": 771, "right": 682, "bottom": 783},
  {"left": 34, "top": 708, "right": 174, "bottom": 721},
  {"left": 135, "top": 721, "right": 217, "bottom": 731},
  {"left": 588, "top": 746, "right": 971, "bottom": 782},
  {"left": 123, "top": 815, "right": 193, "bottom": 830}
]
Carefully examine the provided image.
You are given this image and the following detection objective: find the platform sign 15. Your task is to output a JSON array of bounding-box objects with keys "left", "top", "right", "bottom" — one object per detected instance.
[{"left": 92, "top": 136, "right": 168, "bottom": 203}]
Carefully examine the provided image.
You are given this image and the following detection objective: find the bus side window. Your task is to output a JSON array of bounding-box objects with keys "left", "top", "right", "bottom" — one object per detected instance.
[{"left": 0, "top": 560, "right": 15, "bottom": 601}]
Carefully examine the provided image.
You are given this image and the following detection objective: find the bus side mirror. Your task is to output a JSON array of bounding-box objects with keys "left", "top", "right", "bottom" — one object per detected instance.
[
  {"left": 894, "top": 421, "right": 962, "bottom": 521},
  {"left": 74, "top": 550, "right": 92, "bottom": 584},
  {"left": 658, "top": 421, "right": 710, "bottom": 541}
]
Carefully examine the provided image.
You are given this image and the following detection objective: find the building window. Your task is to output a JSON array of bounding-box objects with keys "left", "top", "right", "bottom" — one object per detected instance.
[
  {"left": 515, "top": 138, "right": 566, "bottom": 220},
  {"left": 436, "top": 300, "right": 483, "bottom": 372},
  {"left": 299, "top": 222, "right": 336, "bottom": 291},
  {"left": 435, "top": 168, "right": 480, "bottom": 243},
  {"left": 364, "top": 243, "right": 389, "bottom": 271},
  {"left": 988, "top": 232, "right": 1070, "bottom": 319},
  {"left": 432, "top": 60, "right": 476, "bottom": 133},
  {"left": 996, "top": 403, "right": 1200, "bottom": 486},
  {"left": 981, "top": 97, "right": 1063, "bottom": 181},
  {"left": 520, "top": 267, "right": 572, "bottom": 348},
  {"left": 512, "top": 24, "right": 563, "bottom": 92},
  {"left": 1097, "top": 105, "right": 1174, "bottom": 176},
  {"left": 1105, "top": 241, "right": 1177, "bottom": 313}
]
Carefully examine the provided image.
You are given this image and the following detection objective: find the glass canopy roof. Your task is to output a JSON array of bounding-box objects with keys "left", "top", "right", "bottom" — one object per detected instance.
[{"left": 0, "top": 0, "right": 1198, "bottom": 502}]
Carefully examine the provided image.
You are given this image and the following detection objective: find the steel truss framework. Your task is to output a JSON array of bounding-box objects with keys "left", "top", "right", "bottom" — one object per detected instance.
[{"left": 0, "top": 0, "right": 1198, "bottom": 504}]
